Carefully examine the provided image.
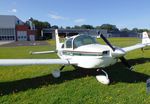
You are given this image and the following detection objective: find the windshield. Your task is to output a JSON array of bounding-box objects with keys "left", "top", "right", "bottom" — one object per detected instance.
[
  {"left": 66, "top": 38, "right": 73, "bottom": 48},
  {"left": 73, "top": 35, "right": 97, "bottom": 48}
]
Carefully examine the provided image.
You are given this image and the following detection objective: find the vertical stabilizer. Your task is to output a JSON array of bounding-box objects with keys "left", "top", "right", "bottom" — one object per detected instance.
[
  {"left": 142, "top": 32, "right": 150, "bottom": 44},
  {"left": 55, "top": 29, "right": 60, "bottom": 50}
]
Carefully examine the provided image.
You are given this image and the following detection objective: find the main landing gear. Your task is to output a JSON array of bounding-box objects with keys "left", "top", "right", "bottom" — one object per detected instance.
[
  {"left": 52, "top": 66, "right": 110, "bottom": 85},
  {"left": 52, "top": 65, "right": 65, "bottom": 78},
  {"left": 96, "top": 69, "right": 110, "bottom": 85}
]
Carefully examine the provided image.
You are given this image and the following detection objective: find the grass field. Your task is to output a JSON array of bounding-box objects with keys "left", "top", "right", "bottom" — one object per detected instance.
[{"left": 0, "top": 38, "right": 150, "bottom": 104}]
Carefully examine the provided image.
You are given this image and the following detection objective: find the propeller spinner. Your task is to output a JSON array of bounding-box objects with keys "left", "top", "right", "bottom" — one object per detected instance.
[{"left": 100, "top": 34, "right": 133, "bottom": 70}]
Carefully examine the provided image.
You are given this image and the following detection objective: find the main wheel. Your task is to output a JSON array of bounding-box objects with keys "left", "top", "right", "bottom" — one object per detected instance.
[{"left": 52, "top": 69, "right": 60, "bottom": 78}]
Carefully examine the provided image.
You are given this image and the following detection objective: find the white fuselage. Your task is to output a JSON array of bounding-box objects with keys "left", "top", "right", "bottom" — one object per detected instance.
[{"left": 58, "top": 44, "right": 118, "bottom": 69}]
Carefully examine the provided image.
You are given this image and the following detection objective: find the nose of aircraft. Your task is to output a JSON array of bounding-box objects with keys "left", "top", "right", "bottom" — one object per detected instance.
[
  {"left": 75, "top": 44, "right": 110, "bottom": 53},
  {"left": 111, "top": 48, "right": 126, "bottom": 57}
]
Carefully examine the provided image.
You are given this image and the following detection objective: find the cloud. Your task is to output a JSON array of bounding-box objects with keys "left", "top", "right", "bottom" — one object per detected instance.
[
  {"left": 74, "top": 18, "right": 86, "bottom": 23},
  {"left": 7, "top": 8, "right": 17, "bottom": 13},
  {"left": 48, "top": 12, "right": 66, "bottom": 20},
  {"left": 11, "top": 9, "right": 17, "bottom": 13}
]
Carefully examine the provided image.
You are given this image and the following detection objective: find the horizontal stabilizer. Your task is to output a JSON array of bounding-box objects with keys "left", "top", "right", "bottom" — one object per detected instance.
[{"left": 30, "top": 51, "right": 56, "bottom": 55}]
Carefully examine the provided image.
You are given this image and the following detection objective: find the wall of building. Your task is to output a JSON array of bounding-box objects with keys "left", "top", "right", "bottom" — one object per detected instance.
[
  {"left": 0, "top": 15, "right": 24, "bottom": 41},
  {"left": 0, "top": 15, "right": 23, "bottom": 28},
  {"left": 16, "top": 25, "right": 36, "bottom": 41},
  {"left": 0, "top": 15, "right": 36, "bottom": 41},
  {"left": 0, "top": 28, "right": 15, "bottom": 40},
  {"left": 42, "top": 29, "right": 108, "bottom": 39}
]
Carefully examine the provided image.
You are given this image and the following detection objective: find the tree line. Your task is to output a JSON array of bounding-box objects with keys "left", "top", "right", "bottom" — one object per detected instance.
[
  {"left": 27, "top": 18, "right": 149, "bottom": 39},
  {"left": 29, "top": 18, "right": 149, "bottom": 32}
]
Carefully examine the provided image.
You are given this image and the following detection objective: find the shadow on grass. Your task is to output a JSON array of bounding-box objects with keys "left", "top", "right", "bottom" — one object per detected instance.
[
  {"left": 0, "top": 58, "right": 150, "bottom": 95},
  {"left": 143, "top": 47, "right": 150, "bottom": 50}
]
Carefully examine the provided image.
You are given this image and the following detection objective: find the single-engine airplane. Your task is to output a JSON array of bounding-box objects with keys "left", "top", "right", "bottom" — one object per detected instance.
[{"left": 0, "top": 29, "right": 150, "bottom": 84}]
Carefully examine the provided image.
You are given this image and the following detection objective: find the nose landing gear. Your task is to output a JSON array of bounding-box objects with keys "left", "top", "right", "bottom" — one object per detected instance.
[{"left": 96, "top": 69, "right": 110, "bottom": 85}]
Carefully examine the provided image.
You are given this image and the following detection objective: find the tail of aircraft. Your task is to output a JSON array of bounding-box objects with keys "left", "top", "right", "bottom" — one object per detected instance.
[
  {"left": 55, "top": 29, "right": 61, "bottom": 50},
  {"left": 142, "top": 32, "right": 150, "bottom": 45}
]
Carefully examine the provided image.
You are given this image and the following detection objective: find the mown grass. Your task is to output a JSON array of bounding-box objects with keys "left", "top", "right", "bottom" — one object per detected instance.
[{"left": 0, "top": 38, "right": 150, "bottom": 104}]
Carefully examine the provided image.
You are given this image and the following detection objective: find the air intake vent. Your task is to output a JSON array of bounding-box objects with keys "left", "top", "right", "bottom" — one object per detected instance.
[{"left": 102, "top": 51, "right": 109, "bottom": 55}]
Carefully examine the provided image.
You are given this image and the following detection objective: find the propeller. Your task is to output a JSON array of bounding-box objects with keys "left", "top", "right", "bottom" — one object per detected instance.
[
  {"left": 100, "top": 34, "right": 133, "bottom": 70},
  {"left": 100, "top": 34, "right": 115, "bottom": 51},
  {"left": 119, "top": 57, "right": 133, "bottom": 70}
]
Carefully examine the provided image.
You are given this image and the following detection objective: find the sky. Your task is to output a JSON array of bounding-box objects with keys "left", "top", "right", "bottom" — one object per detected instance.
[{"left": 0, "top": 0, "right": 150, "bottom": 29}]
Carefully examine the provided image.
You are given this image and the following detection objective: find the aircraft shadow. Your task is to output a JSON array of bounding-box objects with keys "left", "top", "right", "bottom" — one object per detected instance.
[
  {"left": 143, "top": 47, "right": 150, "bottom": 50},
  {"left": 0, "top": 57, "right": 150, "bottom": 95},
  {"left": 107, "top": 57, "right": 150, "bottom": 84}
]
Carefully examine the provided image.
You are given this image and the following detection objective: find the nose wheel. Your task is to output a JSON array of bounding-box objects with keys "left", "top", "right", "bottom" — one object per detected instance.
[{"left": 96, "top": 69, "right": 110, "bottom": 85}]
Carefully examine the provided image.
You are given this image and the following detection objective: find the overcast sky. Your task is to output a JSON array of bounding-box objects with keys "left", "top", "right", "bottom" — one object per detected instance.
[{"left": 1, "top": 0, "right": 150, "bottom": 29}]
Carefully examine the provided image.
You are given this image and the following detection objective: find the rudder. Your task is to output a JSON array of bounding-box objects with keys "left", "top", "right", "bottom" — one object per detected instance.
[{"left": 142, "top": 32, "right": 150, "bottom": 44}]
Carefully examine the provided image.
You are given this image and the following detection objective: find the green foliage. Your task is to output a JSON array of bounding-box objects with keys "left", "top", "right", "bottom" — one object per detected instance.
[
  {"left": 72, "top": 25, "right": 94, "bottom": 29},
  {"left": 80, "top": 24, "right": 94, "bottom": 29},
  {"left": 73, "top": 25, "right": 81, "bottom": 29},
  {"left": 0, "top": 38, "right": 150, "bottom": 104},
  {"left": 65, "top": 24, "right": 150, "bottom": 33},
  {"left": 66, "top": 26, "right": 71, "bottom": 29},
  {"left": 99, "top": 24, "right": 119, "bottom": 32},
  {"left": 72, "top": 24, "right": 119, "bottom": 31},
  {"left": 51, "top": 25, "right": 59, "bottom": 29},
  {"left": 29, "top": 18, "right": 51, "bottom": 40},
  {"left": 120, "top": 28, "right": 130, "bottom": 32},
  {"left": 138, "top": 29, "right": 149, "bottom": 33},
  {"left": 32, "top": 19, "right": 51, "bottom": 29},
  {"left": 131, "top": 28, "right": 139, "bottom": 33}
]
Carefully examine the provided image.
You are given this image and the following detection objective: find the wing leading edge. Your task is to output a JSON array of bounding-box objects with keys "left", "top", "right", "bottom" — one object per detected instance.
[
  {"left": 0, "top": 59, "right": 71, "bottom": 66},
  {"left": 122, "top": 43, "right": 145, "bottom": 52}
]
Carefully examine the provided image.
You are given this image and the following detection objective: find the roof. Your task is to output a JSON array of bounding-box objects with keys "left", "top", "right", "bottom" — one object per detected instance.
[{"left": 0, "top": 15, "right": 24, "bottom": 28}]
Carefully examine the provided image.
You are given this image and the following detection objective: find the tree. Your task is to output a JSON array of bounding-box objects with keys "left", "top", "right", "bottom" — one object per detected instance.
[
  {"left": 138, "top": 29, "right": 149, "bottom": 33},
  {"left": 73, "top": 25, "right": 81, "bottom": 29},
  {"left": 43, "top": 22, "right": 51, "bottom": 28},
  {"left": 31, "top": 20, "right": 51, "bottom": 29},
  {"left": 28, "top": 18, "right": 51, "bottom": 40},
  {"left": 66, "top": 26, "right": 71, "bottom": 29},
  {"left": 51, "top": 25, "right": 59, "bottom": 29},
  {"left": 81, "top": 24, "right": 94, "bottom": 29},
  {"left": 100, "top": 24, "right": 119, "bottom": 32},
  {"left": 120, "top": 28, "right": 130, "bottom": 32},
  {"left": 60, "top": 26, "right": 64, "bottom": 29},
  {"left": 131, "top": 28, "right": 138, "bottom": 33},
  {"left": 95, "top": 26, "right": 101, "bottom": 29}
]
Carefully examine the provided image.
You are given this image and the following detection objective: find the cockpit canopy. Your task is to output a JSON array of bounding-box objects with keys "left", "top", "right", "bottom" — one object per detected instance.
[{"left": 65, "top": 34, "right": 97, "bottom": 49}]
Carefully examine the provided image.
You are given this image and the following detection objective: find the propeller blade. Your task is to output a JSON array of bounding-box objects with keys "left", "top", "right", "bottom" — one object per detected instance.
[
  {"left": 100, "top": 34, "right": 115, "bottom": 51},
  {"left": 119, "top": 57, "right": 133, "bottom": 70},
  {"left": 100, "top": 34, "right": 133, "bottom": 70}
]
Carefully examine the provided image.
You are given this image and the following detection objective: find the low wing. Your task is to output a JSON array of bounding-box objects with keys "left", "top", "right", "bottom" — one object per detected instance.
[
  {"left": 122, "top": 32, "right": 150, "bottom": 52},
  {"left": 0, "top": 59, "right": 71, "bottom": 66},
  {"left": 122, "top": 43, "right": 145, "bottom": 52}
]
